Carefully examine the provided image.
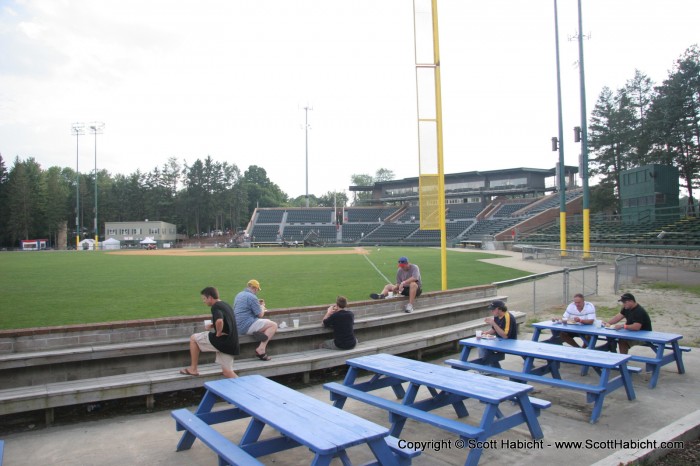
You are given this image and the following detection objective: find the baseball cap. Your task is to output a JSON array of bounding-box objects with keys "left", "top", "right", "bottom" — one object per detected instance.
[
  {"left": 247, "top": 279, "right": 262, "bottom": 290},
  {"left": 398, "top": 256, "right": 409, "bottom": 264},
  {"left": 488, "top": 299, "right": 506, "bottom": 310},
  {"left": 618, "top": 292, "right": 635, "bottom": 302}
]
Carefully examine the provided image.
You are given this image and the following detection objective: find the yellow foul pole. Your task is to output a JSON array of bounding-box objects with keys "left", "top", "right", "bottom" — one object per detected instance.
[{"left": 414, "top": 0, "right": 447, "bottom": 290}]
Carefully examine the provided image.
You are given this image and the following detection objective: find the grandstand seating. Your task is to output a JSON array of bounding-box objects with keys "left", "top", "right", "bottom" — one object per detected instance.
[
  {"left": 256, "top": 210, "right": 284, "bottom": 223},
  {"left": 345, "top": 207, "right": 398, "bottom": 222},
  {"left": 445, "top": 203, "right": 483, "bottom": 220},
  {"left": 361, "top": 223, "right": 418, "bottom": 242},
  {"left": 492, "top": 202, "right": 533, "bottom": 217},
  {"left": 283, "top": 226, "right": 337, "bottom": 243},
  {"left": 463, "top": 218, "right": 520, "bottom": 239},
  {"left": 286, "top": 209, "right": 334, "bottom": 223},
  {"left": 250, "top": 224, "right": 280, "bottom": 242},
  {"left": 341, "top": 223, "right": 380, "bottom": 242}
]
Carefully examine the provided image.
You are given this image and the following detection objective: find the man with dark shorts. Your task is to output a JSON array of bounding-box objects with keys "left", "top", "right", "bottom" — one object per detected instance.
[
  {"left": 604, "top": 293, "right": 652, "bottom": 354},
  {"left": 370, "top": 256, "right": 422, "bottom": 313},
  {"left": 181, "top": 286, "right": 239, "bottom": 378}
]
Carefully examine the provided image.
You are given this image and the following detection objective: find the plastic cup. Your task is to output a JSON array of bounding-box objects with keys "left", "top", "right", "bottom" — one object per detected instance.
[
  {"left": 204, "top": 319, "right": 212, "bottom": 328},
  {"left": 293, "top": 319, "right": 300, "bottom": 328},
  {"left": 475, "top": 330, "right": 483, "bottom": 339}
]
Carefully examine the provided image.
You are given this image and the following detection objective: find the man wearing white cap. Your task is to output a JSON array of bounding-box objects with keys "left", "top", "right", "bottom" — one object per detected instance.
[
  {"left": 370, "top": 256, "right": 422, "bottom": 313},
  {"left": 233, "top": 279, "right": 277, "bottom": 361}
]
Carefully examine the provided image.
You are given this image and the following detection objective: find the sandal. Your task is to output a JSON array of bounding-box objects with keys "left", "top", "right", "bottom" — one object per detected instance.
[
  {"left": 251, "top": 331, "right": 268, "bottom": 342},
  {"left": 179, "top": 368, "right": 199, "bottom": 376},
  {"left": 255, "top": 351, "right": 272, "bottom": 361}
]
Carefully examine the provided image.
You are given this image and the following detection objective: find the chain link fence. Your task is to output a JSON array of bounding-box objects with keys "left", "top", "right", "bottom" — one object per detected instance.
[
  {"left": 520, "top": 245, "right": 700, "bottom": 293},
  {"left": 494, "top": 265, "right": 598, "bottom": 319}
]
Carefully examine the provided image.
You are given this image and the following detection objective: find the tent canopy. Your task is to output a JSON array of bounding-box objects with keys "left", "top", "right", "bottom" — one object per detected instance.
[{"left": 140, "top": 237, "right": 157, "bottom": 244}]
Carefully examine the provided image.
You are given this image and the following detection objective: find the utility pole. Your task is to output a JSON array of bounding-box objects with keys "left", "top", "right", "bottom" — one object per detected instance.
[
  {"left": 574, "top": 0, "right": 591, "bottom": 258},
  {"left": 90, "top": 122, "right": 105, "bottom": 250},
  {"left": 303, "top": 105, "right": 313, "bottom": 208},
  {"left": 553, "top": 0, "right": 567, "bottom": 256},
  {"left": 71, "top": 123, "right": 85, "bottom": 250}
]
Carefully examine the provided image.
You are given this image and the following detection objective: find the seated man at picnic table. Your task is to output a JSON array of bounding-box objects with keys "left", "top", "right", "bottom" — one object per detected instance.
[
  {"left": 601, "top": 292, "right": 652, "bottom": 354},
  {"left": 558, "top": 293, "right": 597, "bottom": 348},
  {"left": 233, "top": 279, "right": 278, "bottom": 361},
  {"left": 181, "top": 286, "right": 239, "bottom": 378},
  {"left": 476, "top": 299, "right": 517, "bottom": 368},
  {"left": 320, "top": 295, "right": 358, "bottom": 350}
]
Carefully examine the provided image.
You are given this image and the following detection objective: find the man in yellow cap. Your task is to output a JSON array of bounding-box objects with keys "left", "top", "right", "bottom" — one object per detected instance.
[{"left": 233, "top": 279, "right": 277, "bottom": 360}]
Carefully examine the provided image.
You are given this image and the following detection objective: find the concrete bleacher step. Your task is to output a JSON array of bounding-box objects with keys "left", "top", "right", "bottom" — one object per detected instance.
[
  {"left": 0, "top": 295, "right": 502, "bottom": 378},
  {"left": 0, "top": 312, "right": 525, "bottom": 422}
]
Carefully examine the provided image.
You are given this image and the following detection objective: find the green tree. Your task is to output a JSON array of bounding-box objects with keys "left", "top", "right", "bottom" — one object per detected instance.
[
  {"left": 243, "top": 165, "right": 288, "bottom": 216},
  {"left": 350, "top": 173, "right": 375, "bottom": 205},
  {"left": 316, "top": 191, "right": 348, "bottom": 207},
  {"left": 44, "top": 166, "right": 72, "bottom": 247},
  {"left": 647, "top": 46, "right": 700, "bottom": 214},
  {"left": 624, "top": 70, "right": 656, "bottom": 165},
  {"left": 588, "top": 86, "right": 637, "bottom": 200},
  {"left": 5, "top": 158, "right": 47, "bottom": 244}
]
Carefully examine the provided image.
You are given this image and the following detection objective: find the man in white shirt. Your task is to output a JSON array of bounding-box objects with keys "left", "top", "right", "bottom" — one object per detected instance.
[{"left": 559, "top": 293, "right": 597, "bottom": 348}]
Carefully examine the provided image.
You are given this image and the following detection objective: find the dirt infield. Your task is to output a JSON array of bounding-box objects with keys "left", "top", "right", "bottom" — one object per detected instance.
[{"left": 106, "top": 247, "right": 371, "bottom": 257}]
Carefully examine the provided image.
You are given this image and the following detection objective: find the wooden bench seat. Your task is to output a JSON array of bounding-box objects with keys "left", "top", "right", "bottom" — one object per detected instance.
[
  {"left": 171, "top": 409, "right": 264, "bottom": 466},
  {"left": 324, "top": 382, "right": 485, "bottom": 439},
  {"left": 446, "top": 359, "right": 607, "bottom": 393}
]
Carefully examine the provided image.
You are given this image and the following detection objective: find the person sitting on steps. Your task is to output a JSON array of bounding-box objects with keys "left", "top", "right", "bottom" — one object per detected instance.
[{"left": 370, "top": 256, "right": 422, "bottom": 313}]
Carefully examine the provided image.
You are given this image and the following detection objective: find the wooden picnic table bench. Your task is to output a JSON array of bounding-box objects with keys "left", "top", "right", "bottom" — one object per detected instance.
[
  {"left": 448, "top": 337, "right": 636, "bottom": 423},
  {"left": 173, "top": 374, "right": 418, "bottom": 465},
  {"left": 532, "top": 320, "right": 689, "bottom": 388},
  {"left": 325, "top": 353, "right": 549, "bottom": 466}
]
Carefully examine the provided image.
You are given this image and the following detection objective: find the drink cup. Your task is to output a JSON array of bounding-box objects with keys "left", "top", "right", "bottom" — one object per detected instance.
[
  {"left": 293, "top": 319, "right": 300, "bottom": 328},
  {"left": 475, "top": 330, "right": 483, "bottom": 339},
  {"left": 204, "top": 319, "right": 212, "bottom": 328},
  {"left": 594, "top": 319, "right": 602, "bottom": 328}
]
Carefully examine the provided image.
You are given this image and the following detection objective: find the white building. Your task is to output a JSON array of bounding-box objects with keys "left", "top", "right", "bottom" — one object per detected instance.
[{"left": 104, "top": 220, "right": 177, "bottom": 248}]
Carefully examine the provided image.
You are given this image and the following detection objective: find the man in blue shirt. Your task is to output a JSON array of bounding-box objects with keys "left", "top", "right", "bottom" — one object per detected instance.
[{"left": 233, "top": 279, "right": 277, "bottom": 361}]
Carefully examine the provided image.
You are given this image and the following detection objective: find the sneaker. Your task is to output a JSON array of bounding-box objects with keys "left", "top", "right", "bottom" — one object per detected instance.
[
  {"left": 370, "top": 293, "right": 385, "bottom": 300},
  {"left": 404, "top": 303, "right": 414, "bottom": 313}
]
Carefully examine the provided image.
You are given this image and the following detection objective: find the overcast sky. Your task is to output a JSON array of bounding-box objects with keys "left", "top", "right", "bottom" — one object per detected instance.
[{"left": 1, "top": 0, "right": 698, "bottom": 199}]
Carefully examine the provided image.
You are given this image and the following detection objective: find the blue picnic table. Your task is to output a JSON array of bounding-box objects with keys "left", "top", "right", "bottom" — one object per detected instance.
[
  {"left": 532, "top": 320, "right": 688, "bottom": 388},
  {"left": 448, "top": 337, "right": 636, "bottom": 424},
  {"left": 325, "top": 353, "right": 549, "bottom": 466},
  {"left": 173, "top": 374, "right": 414, "bottom": 465}
]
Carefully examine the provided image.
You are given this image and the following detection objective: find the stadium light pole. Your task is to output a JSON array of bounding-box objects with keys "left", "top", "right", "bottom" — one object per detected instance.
[
  {"left": 577, "top": 0, "right": 591, "bottom": 258},
  {"left": 71, "top": 123, "right": 85, "bottom": 250},
  {"left": 90, "top": 122, "right": 104, "bottom": 251},
  {"left": 553, "top": 0, "right": 567, "bottom": 256},
  {"left": 303, "top": 105, "right": 312, "bottom": 208}
]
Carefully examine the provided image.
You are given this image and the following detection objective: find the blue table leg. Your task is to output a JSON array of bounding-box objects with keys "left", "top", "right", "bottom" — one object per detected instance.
[
  {"left": 619, "top": 365, "right": 636, "bottom": 401},
  {"left": 176, "top": 390, "right": 219, "bottom": 451},
  {"left": 240, "top": 418, "right": 265, "bottom": 446},
  {"left": 647, "top": 345, "right": 665, "bottom": 389},
  {"left": 532, "top": 328, "right": 542, "bottom": 341},
  {"left": 513, "top": 394, "right": 544, "bottom": 439},
  {"left": 581, "top": 336, "right": 599, "bottom": 376},
  {"left": 672, "top": 342, "right": 686, "bottom": 374},
  {"left": 588, "top": 368, "right": 612, "bottom": 424},
  {"left": 459, "top": 345, "right": 472, "bottom": 361},
  {"left": 367, "top": 438, "right": 402, "bottom": 466}
]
